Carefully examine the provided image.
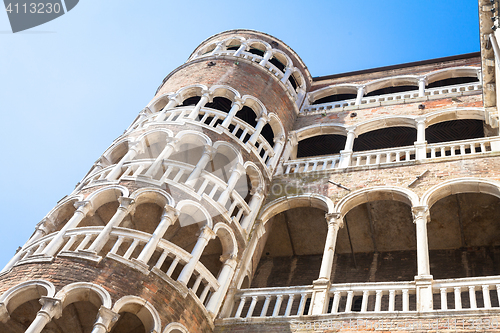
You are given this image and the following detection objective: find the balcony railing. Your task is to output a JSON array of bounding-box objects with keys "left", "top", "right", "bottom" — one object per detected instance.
[
  {"left": 302, "top": 82, "right": 482, "bottom": 115},
  {"left": 151, "top": 107, "right": 275, "bottom": 171},
  {"left": 15, "top": 227, "right": 220, "bottom": 307},
  {"left": 82, "top": 160, "right": 251, "bottom": 227},
  {"left": 282, "top": 136, "right": 498, "bottom": 175},
  {"left": 226, "top": 275, "right": 500, "bottom": 320}
]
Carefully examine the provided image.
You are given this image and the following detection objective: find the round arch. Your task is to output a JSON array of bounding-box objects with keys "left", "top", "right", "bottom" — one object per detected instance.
[
  {"left": 209, "top": 85, "right": 240, "bottom": 101},
  {"left": 0, "top": 280, "right": 55, "bottom": 314},
  {"left": 55, "top": 282, "right": 112, "bottom": 310},
  {"left": 129, "top": 188, "right": 175, "bottom": 208},
  {"left": 163, "top": 322, "right": 189, "bottom": 333},
  {"left": 175, "top": 200, "right": 213, "bottom": 228},
  {"left": 259, "top": 194, "right": 335, "bottom": 224},
  {"left": 85, "top": 185, "right": 129, "bottom": 211},
  {"left": 364, "top": 76, "right": 419, "bottom": 94},
  {"left": 308, "top": 85, "right": 358, "bottom": 104},
  {"left": 422, "top": 178, "right": 500, "bottom": 209},
  {"left": 424, "top": 108, "right": 486, "bottom": 127},
  {"left": 426, "top": 66, "right": 480, "bottom": 85},
  {"left": 336, "top": 186, "right": 419, "bottom": 217},
  {"left": 112, "top": 296, "right": 161, "bottom": 333},
  {"left": 354, "top": 116, "right": 418, "bottom": 135},
  {"left": 295, "top": 124, "right": 348, "bottom": 142},
  {"left": 213, "top": 222, "right": 238, "bottom": 257},
  {"left": 176, "top": 84, "right": 209, "bottom": 101}
]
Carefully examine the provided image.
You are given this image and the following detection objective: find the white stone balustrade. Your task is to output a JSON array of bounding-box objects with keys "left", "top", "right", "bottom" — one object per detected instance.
[
  {"left": 302, "top": 82, "right": 482, "bottom": 115},
  {"left": 350, "top": 146, "right": 416, "bottom": 167},
  {"left": 12, "top": 226, "right": 220, "bottom": 308},
  {"left": 282, "top": 156, "right": 341, "bottom": 174},
  {"left": 426, "top": 136, "right": 493, "bottom": 158},
  {"left": 231, "top": 286, "right": 313, "bottom": 318}
]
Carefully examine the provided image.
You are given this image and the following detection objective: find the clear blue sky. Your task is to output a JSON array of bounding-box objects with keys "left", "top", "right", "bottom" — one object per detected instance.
[{"left": 0, "top": 0, "right": 480, "bottom": 267}]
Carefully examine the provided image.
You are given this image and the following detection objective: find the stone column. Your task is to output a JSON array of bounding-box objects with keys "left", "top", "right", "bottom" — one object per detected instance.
[
  {"left": 240, "top": 188, "right": 264, "bottom": 231},
  {"left": 318, "top": 213, "right": 343, "bottom": 280},
  {"left": 155, "top": 94, "right": 182, "bottom": 121},
  {"left": 233, "top": 43, "right": 247, "bottom": 57},
  {"left": 136, "top": 208, "right": 179, "bottom": 264},
  {"left": 217, "top": 163, "right": 246, "bottom": 206},
  {"left": 185, "top": 145, "right": 215, "bottom": 186},
  {"left": 211, "top": 42, "right": 224, "bottom": 55},
  {"left": 268, "top": 135, "right": 285, "bottom": 168},
  {"left": 107, "top": 142, "right": 143, "bottom": 181},
  {"left": 355, "top": 86, "right": 365, "bottom": 105},
  {"left": 413, "top": 206, "right": 433, "bottom": 312},
  {"left": 143, "top": 138, "right": 178, "bottom": 178},
  {"left": 418, "top": 77, "right": 427, "bottom": 97},
  {"left": 126, "top": 107, "right": 150, "bottom": 132},
  {"left": 220, "top": 99, "right": 244, "bottom": 128},
  {"left": 86, "top": 197, "right": 135, "bottom": 254},
  {"left": 206, "top": 256, "right": 238, "bottom": 317},
  {"left": 281, "top": 67, "right": 293, "bottom": 83},
  {"left": 25, "top": 297, "right": 62, "bottom": 333},
  {"left": 42, "top": 201, "right": 92, "bottom": 257},
  {"left": 248, "top": 114, "right": 269, "bottom": 146},
  {"left": 177, "top": 226, "right": 216, "bottom": 285},
  {"left": 311, "top": 213, "right": 343, "bottom": 315},
  {"left": 259, "top": 50, "right": 273, "bottom": 67},
  {"left": 91, "top": 307, "right": 120, "bottom": 333},
  {"left": 339, "top": 127, "right": 356, "bottom": 168},
  {"left": 187, "top": 92, "right": 211, "bottom": 119},
  {"left": 415, "top": 117, "right": 427, "bottom": 160}
]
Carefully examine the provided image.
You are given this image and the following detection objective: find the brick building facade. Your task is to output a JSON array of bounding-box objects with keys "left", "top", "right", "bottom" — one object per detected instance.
[{"left": 1, "top": 1, "right": 500, "bottom": 332}]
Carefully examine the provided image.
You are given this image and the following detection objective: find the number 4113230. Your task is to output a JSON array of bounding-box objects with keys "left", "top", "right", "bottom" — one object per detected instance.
[{"left": 5, "top": 2, "right": 61, "bottom": 14}]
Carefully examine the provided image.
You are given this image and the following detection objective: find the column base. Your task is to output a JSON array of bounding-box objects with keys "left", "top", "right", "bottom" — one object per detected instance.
[
  {"left": 415, "top": 274, "right": 433, "bottom": 312},
  {"left": 310, "top": 278, "right": 331, "bottom": 315}
]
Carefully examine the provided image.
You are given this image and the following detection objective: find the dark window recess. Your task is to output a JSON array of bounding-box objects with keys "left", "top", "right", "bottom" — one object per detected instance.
[
  {"left": 426, "top": 119, "right": 484, "bottom": 144},
  {"left": 365, "top": 85, "right": 418, "bottom": 97},
  {"left": 297, "top": 135, "right": 347, "bottom": 158},
  {"left": 312, "top": 93, "right": 357, "bottom": 105},
  {"left": 269, "top": 57, "right": 286, "bottom": 73},
  {"left": 353, "top": 127, "right": 417, "bottom": 152},
  {"left": 288, "top": 74, "right": 298, "bottom": 90},
  {"left": 235, "top": 106, "right": 258, "bottom": 127},
  {"left": 426, "top": 76, "right": 479, "bottom": 89},
  {"left": 351, "top": 297, "right": 363, "bottom": 312},
  {"left": 248, "top": 48, "right": 265, "bottom": 56},
  {"left": 261, "top": 123, "right": 275, "bottom": 147},
  {"left": 204, "top": 97, "right": 232, "bottom": 113},
  {"left": 226, "top": 45, "right": 240, "bottom": 51},
  {"left": 178, "top": 96, "right": 200, "bottom": 107}
]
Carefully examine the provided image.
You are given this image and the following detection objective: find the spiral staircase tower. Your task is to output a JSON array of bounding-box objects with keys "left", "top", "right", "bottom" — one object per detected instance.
[{"left": 0, "top": 30, "right": 310, "bottom": 333}]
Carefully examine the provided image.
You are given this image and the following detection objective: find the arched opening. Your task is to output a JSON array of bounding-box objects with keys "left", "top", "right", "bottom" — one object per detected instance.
[
  {"left": 251, "top": 207, "right": 328, "bottom": 288},
  {"left": 169, "top": 142, "right": 205, "bottom": 166},
  {"left": 109, "top": 312, "right": 145, "bottom": 333},
  {"left": 260, "top": 123, "right": 275, "bottom": 147},
  {"left": 134, "top": 132, "right": 169, "bottom": 160},
  {"left": 365, "top": 84, "right": 418, "bottom": 97},
  {"left": 426, "top": 119, "right": 484, "bottom": 145},
  {"left": 353, "top": 127, "right": 417, "bottom": 152},
  {"left": 312, "top": 93, "right": 357, "bottom": 105},
  {"left": 225, "top": 39, "right": 242, "bottom": 51},
  {"left": 204, "top": 96, "right": 232, "bottom": 113},
  {"left": 177, "top": 96, "right": 200, "bottom": 107},
  {"left": 201, "top": 44, "right": 216, "bottom": 55},
  {"left": 47, "top": 300, "right": 99, "bottom": 333},
  {"left": 50, "top": 200, "right": 78, "bottom": 233},
  {"left": 79, "top": 201, "right": 118, "bottom": 228},
  {"left": 121, "top": 202, "right": 163, "bottom": 234},
  {"left": 269, "top": 56, "right": 286, "bottom": 73},
  {"left": 297, "top": 134, "right": 347, "bottom": 158},
  {"left": 108, "top": 142, "right": 129, "bottom": 165},
  {"left": 235, "top": 106, "right": 257, "bottom": 127},
  {"left": 248, "top": 47, "right": 265, "bottom": 56},
  {"left": 198, "top": 236, "right": 224, "bottom": 284},
  {"left": 428, "top": 193, "right": 500, "bottom": 280},
  {"left": 0, "top": 299, "right": 40, "bottom": 332},
  {"left": 427, "top": 76, "right": 479, "bottom": 89}
]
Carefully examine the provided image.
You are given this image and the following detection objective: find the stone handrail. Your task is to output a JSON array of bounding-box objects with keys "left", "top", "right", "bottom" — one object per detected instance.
[
  {"left": 283, "top": 155, "right": 341, "bottom": 174},
  {"left": 351, "top": 145, "right": 416, "bottom": 166},
  {"left": 231, "top": 285, "right": 314, "bottom": 318},
  {"left": 426, "top": 136, "right": 493, "bottom": 158},
  {"left": 302, "top": 82, "right": 482, "bottom": 115}
]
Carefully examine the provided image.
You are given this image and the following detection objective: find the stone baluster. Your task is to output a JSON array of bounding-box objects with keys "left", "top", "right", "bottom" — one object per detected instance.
[
  {"left": 259, "top": 49, "right": 273, "bottom": 67},
  {"left": 42, "top": 201, "right": 93, "bottom": 257},
  {"left": 211, "top": 42, "right": 224, "bottom": 55},
  {"left": 240, "top": 187, "right": 265, "bottom": 231},
  {"left": 233, "top": 43, "right": 247, "bottom": 57},
  {"left": 281, "top": 67, "right": 293, "bottom": 83},
  {"left": 86, "top": 197, "right": 135, "bottom": 254},
  {"left": 177, "top": 226, "right": 216, "bottom": 285}
]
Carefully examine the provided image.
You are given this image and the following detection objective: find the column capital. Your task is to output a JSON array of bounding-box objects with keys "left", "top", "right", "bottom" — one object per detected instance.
[
  {"left": 412, "top": 206, "right": 430, "bottom": 223},
  {"left": 287, "top": 132, "right": 298, "bottom": 145},
  {"left": 274, "top": 134, "right": 286, "bottom": 144},
  {"left": 231, "top": 98, "right": 244, "bottom": 109},
  {"left": 220, "top": 254, "right": 238, "bottom": 269},
  {"left": 74, "top": 201, "right": 92, "bottom": 215},
  {"left": 202, "top": 144, "right": 216, "bottom": 158},
  {"left": 162, "top": 207, "right": 180, "bottom": 222},
  {"left": 168, "top": 93, "right": 183, "bottom": 104},
  {"left": 346, "top": 126, "right": 357, "bottom": 136},
  {"left": 325, "top": 213, "right": 343, "bottom": 228},
  {"left": 165, "top": 137, "right": 180, "bottom": 150},
  {"left": 356, "top": 85, "right": 366, "bottom": 93},
  {"left": 250, "top": 186, "right": 265, "bottom": 197},
  {"left": 418, "top": 76, "right": 428, "bottom": 84},
  {"left": 36, "top": 217, "right": 53, "bottom": 234},
  {"left": 117, "top": 197, "right": 135, "bottom": 214},
  {"left": 415, "top": 116, "right": 427, "bottom": 124},
  {"left": 257, "top": 113, "right": 269, "bottom": 123},
  {"left": 230, "top": 163, "right": 246, "bottom": 176},
  {"left": 94, "top": 306, "right": 120, "bottom": 331},
  {"left": 140, "top": 106, "right": 152, "bottom": 115},
  {"left": 39, "top": 296, "right": 63, "bottom": 319},
  {"left": 199, "top": 226, "right": 216, "bottom": 241},
  {"left": 0, "top": 303, "right": 10, "bottom": 323}
]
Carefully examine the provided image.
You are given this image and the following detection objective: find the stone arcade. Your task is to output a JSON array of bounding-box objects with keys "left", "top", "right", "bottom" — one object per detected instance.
[{"left": 2, "top": 2, "right": 500, "bottom": 332}]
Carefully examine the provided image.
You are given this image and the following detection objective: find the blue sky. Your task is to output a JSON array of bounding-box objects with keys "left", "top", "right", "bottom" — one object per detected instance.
[{"left": 0, "top": 0, "right": 479, "bottom": 267}]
